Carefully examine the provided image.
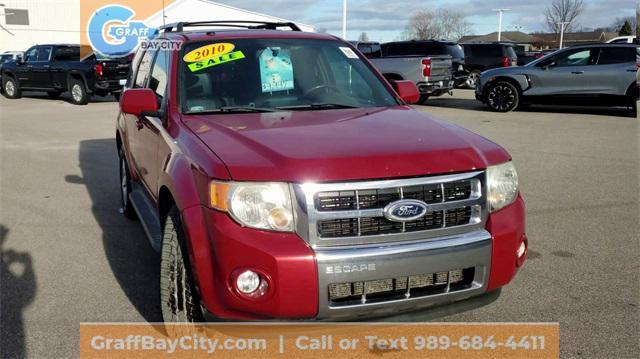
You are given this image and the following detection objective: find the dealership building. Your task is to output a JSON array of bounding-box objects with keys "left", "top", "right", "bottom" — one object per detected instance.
[{"left": 0, "top": 0, "right": 314, "bottom": 53}]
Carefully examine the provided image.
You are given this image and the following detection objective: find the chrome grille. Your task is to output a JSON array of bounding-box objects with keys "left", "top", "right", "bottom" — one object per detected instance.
[{"left": 293, "top": 171, "right": 487, "bottom": 247}]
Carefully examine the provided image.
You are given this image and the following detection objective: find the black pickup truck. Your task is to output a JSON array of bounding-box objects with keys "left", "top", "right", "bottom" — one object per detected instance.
[{"left": 1, "top": 44, "right": 130, "bottom": 105}]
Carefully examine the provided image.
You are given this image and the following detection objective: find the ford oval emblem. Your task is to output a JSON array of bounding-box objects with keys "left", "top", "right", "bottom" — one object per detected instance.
[{"left": 383, "top": 200, "right": 428, "bottom": 222}]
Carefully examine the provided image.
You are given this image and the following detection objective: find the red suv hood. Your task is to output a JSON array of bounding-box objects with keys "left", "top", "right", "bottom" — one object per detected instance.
[{"left": 183, "top": 106, "right": 511, "bottom": 182}]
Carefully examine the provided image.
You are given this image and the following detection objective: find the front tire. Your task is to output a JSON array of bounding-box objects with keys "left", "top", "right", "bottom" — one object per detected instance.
[
  {"left": 2, "top": 76, "right": 21, "bottom": 99},
  {"left": 486, "top": 81, "right": 520, "bottom": 112},
  {"left": 68, "top": 78, "right": 89, "bottom": 105},
  {"left": 160, "top": 206, "right": 204, "bottom": 323},
  {"left": 119, "top": 151, "right": 137, "bottom": 220}
]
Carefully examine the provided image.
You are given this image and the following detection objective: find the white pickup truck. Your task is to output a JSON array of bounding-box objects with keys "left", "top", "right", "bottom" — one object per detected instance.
[{"left": 352, "top": 41, "right": 453, "bottom": 104}]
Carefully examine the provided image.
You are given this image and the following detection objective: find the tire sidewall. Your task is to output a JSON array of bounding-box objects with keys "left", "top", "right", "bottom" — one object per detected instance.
[
  {"left": 487, "top": 81, "right": 519, "bottom": 112},
  {"left": 160, "top": 207, "right": 203, "bottom": 323},
  {"left": 69, "top": 79, "right": 88, "bottom": 105},
  {"left": 119, "top": 151, "right": 136, "bottom": 219},
  {"left": 2, "top": 76, "right": 20, "bottom": 99}
]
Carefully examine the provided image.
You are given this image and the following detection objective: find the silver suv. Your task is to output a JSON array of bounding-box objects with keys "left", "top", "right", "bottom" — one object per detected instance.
[{"left": 476, "top": 44, "right": 639, "bottom": 114}]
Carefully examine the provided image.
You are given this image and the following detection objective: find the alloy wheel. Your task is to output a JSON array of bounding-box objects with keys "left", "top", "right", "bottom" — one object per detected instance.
[
  {"left": 5, "top": 81, "right": 15, "bottom": 97},
  {"left": 488, "top": 85, "right": 516, "bottom": 111},
  {"left": 72, "top": 84, "right": 83, "bottom": 103}
]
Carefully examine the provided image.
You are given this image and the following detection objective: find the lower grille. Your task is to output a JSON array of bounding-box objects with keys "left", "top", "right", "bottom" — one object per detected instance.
[
  {"left": 328, "top": 267, "right": 475, "bottom": 307},
  {"left": 318, "top": 207, "right": 474, "bottom": 238}
]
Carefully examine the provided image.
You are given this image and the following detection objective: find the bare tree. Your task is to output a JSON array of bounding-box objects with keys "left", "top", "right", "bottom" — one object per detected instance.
[
  {"left": 405, "top": 8, "right": 471, "bottom": 41},
  {"left": 544, "top": 0, "right": 585, "bottom": 33},
  {"left": 358, "top": 32, "right": 370, "bottom": 42}
]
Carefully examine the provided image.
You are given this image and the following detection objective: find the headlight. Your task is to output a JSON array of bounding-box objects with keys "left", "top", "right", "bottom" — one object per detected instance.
[
  {"left": 486, "top": 161, "right": 519, "bottom": 212},
  {"left": 210, "top": 181, "right": 294, "bottom": 232}
]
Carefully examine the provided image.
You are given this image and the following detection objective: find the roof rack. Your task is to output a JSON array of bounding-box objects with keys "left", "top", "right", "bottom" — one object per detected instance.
[{"left": 158, "top": 21, "right": 302, "bottom": 33}]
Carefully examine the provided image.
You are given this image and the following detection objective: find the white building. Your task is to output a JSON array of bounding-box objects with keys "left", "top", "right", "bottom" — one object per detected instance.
[{"left": 0, "top": 0, "right": 314, "bottom": 53}]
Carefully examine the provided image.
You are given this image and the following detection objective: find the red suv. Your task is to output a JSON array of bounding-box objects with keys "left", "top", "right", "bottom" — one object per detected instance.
[{"left": 117, "top": 21, "right": 527, "bottom": 322}]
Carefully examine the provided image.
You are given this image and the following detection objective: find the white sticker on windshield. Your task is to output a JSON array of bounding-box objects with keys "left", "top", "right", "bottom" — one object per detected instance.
[{"left": 339, "top": 47, "right": 359, "bottom": 59}]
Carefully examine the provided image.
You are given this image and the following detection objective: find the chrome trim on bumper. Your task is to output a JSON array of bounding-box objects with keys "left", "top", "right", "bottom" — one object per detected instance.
[{"left": 314, "top": 229, "right": 492, "bottom": 320}]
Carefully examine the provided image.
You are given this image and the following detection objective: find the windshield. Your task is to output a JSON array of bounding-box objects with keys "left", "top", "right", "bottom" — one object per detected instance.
[{"left": 180, "top": 38, "right": 399, "bottom": 114}]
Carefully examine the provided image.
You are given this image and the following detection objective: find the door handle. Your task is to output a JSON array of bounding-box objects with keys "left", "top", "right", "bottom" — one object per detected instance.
[
  {"left": 135, "top": 119, "right": 144, "bottom": 131},
  {"left": 628, "top": 69, "right": 638, "bottom": 72},
  {"left": 571, "top": 71, "right": 584, "bottom": 74}
]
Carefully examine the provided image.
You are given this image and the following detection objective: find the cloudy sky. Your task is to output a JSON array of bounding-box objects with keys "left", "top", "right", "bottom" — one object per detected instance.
[{"left": 220, "top": 0, "right": 636, "bottom": 41}]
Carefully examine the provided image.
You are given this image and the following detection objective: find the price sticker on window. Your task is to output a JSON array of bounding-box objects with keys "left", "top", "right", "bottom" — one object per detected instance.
[{"left": 183, "top": 43, "right": 235, "bottom": 63}]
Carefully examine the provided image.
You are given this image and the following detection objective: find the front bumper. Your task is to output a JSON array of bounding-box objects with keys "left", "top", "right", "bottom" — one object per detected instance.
[
  {"left": 182, "top": 196, "right": 526, "bottom": 321},
  {"left": 315, "top": 230, "right": 491, "bottom": 320}
]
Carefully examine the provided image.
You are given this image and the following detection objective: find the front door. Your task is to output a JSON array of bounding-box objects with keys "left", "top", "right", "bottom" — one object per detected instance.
[{"left": 528, "top": 47, "right": 599, "bottom": 96}]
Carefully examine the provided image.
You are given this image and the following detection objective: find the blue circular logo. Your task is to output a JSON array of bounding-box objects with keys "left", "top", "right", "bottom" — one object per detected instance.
[
  {"left": 384, "top": 200, "right": 428, "bottom": 222},
  {"left": 87, "top": 5, "right": 158, "bottom": 57}
]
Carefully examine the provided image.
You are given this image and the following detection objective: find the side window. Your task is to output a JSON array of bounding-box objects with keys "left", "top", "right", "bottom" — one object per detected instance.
[
  {"left": 37, "top": 47, "right": 52, "bottom": 62},
  {"left": 24, "top": 47, "right": 38, "bottom": 62},
  {"left": 324, "top": 48, "right": 372, "bottom": 102},
  {"left": 53, "top": 47, "right": 80, "bottom": 61},
  {"left": 554, "top": 49, "right": 595, "bottom": 67},
  {"left": 134, "top": 49, "right": 156, "bottom": 88},
  {"left": 126, "top": 48, "right": 146, "bottom": 88},
  {"left": 148, "top": 50, "right": 169, "bottom": 101},
  {"left": 597, "top": 47, "right": 633, "bottom": 65}
]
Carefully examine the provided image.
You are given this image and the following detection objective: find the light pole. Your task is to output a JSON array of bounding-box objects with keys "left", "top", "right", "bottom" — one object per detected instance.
[
  {"left": 493, "top": 9, "right": 511, "bottom": 41},
  {"left": 557, "top": 21, "right": 570, "bottom": 49},
  {"left": 342, "top": 0, "right": 347, "bottom": 39}
]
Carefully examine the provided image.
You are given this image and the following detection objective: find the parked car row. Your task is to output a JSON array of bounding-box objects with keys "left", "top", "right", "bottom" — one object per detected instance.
[
  {"left": 476, "top": 44, "right": 639, "bottom": 114},
  {"left": 352, "top": 40, "right": 524, "bottom": 96},
  {"left": 1, "top": 44, "right": 130, "bottom": 105}
]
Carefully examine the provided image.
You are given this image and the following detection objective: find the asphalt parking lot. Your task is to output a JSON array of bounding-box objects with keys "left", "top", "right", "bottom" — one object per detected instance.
[{"left": 0, "top": 90, "right": 638, "bottom": 358}]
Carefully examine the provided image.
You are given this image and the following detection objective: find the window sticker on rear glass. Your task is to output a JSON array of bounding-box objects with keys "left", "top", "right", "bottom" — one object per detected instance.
[
  {"left": 259, "top": 47, "right": 294, "bottom": 93},
  {"left": 184, "top": 43, "right": 235, "bottom": 63},
  {"left": 339, "top": 46, "right": 359, "bottom": 59},
  {"left": 187, "top": 50, "right": 246, "bottom": 72}
]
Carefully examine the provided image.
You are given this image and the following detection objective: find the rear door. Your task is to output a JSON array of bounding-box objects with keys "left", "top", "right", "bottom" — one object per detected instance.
[{"left": 593, "top": 46, "right": 636, "bottom": 95}]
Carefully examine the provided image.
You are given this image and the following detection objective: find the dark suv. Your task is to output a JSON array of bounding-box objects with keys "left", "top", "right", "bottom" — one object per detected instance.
[
  {"left": 382, "top": 40, "right": 468, "bottom": 87},
  {"left": 461, "top": 43, "right": 518, "bottom": 88}
]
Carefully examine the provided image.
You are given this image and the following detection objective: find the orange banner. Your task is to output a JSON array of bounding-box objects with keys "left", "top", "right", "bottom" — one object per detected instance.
[{"left": 80, "top": 323, "right": 559, "bottom": 358}]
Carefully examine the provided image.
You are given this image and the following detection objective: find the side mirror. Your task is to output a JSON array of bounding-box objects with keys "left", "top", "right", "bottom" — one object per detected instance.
[
  {"left": 120, "top": 88, "right": 159, "bottom": 117},
  {"left": 544, "top": 61, "right": 557, "bottom": 70},
  {"left": 16, "top": 55, "right": 24, "bottom": 65},
  {"left": 390, "top": 80, "right": 420, "bottom": 104}
]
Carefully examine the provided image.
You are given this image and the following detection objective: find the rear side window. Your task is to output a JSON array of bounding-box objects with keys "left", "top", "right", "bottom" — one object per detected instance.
[
  {"left": 37, "top": 47, "right": 52, "bottom": 62},
  {"left": 597, "top": 47, "right": 634, "bottom": 65},
  {"left": 53, "top": 47, "right": 80, "bottom": 61},
  {"left": 384, "top": 42, "right": 446, "bottom": 56},
  {"left": 471, "top": 45, "right": 502, "bottom": 57},
  {"left": 149, "top": 50, "right": 169, "bottom": 100},
  {"left": 357, "top": 43, "right": 382, "bottom": 58},
  {"left": 134, "top": 49, "right": 156, "bottom": 88}
]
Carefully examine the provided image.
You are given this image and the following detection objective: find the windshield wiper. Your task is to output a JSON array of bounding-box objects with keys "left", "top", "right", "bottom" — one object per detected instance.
[
  {"left": 276, "top": 103, "right": 358, "bottom": 111},
  {"left": 219, "top": 106, "right": 277, "bottom": 113},
  {"left": 185, "top": 106, "right": 277, "bottom": 115}
]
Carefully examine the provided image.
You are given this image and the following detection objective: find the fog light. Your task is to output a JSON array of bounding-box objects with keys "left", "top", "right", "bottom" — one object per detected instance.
[{"left": 236, "top": 270, "right": 261, "bottom": 294}]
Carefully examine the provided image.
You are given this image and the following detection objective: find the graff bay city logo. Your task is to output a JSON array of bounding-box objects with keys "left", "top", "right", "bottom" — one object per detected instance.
[{"left": 87, "top": 4, "right": 158, "bottom": 57}]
